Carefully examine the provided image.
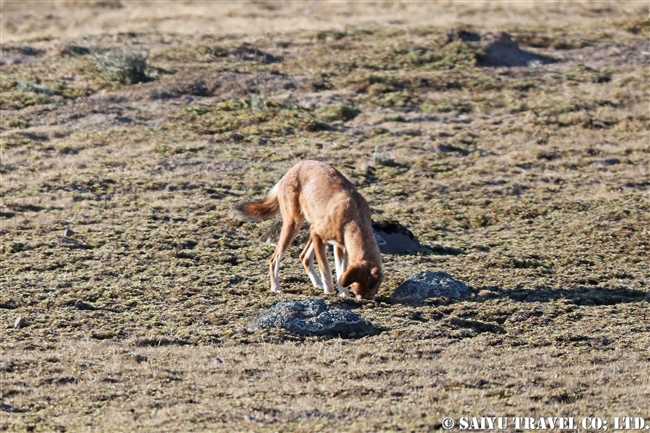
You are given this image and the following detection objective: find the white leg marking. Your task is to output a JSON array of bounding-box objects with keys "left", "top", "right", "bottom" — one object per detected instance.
[
  {"left": 272, "top": 253, "right": 282, "bottom": 293},
  {"left": 323, "top": 280, "right": 336, "bottom": 295},
  {"left": 339, "top": 253, "right": 350, "bottom": 297},
  {"left": 301, "top": 241, "right": 323, "bottom": 288},
  {"left": 333, "top": 247, "right": 351, "bottom": 297},
  {"left": 312, "top": 239, "right": 335, "bottom": 295},
  {"left": 333, "top": 247, "right": 343, "bottom": 283},
  {"left": 321, "top": 251, "right": 335, "bottom": 295},
  {"left": 307, "top": 250, "right": 323, "bottom": 288}
]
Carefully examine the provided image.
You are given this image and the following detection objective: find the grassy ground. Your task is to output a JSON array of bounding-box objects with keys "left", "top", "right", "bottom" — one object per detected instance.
[{"left": 1, "top": 1, "right": 649, "bottom": 431}]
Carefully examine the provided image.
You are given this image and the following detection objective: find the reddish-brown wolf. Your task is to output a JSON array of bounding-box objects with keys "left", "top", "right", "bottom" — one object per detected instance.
[{"left": 238, "top": 160, "right": 383, "bottom": 300}]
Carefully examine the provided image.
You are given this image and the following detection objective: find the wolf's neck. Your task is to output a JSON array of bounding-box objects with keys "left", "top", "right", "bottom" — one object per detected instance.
[{"left": 343, "top": 222, "right": 379, "bottom": 265}]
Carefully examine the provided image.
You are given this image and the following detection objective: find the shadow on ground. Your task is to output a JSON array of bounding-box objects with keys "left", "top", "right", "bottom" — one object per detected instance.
[{"left": 472, "top": 285, "right": 649, "bottom": 306}]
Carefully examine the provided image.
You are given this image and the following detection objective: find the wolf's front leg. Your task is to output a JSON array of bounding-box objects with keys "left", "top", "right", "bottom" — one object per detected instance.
[
  {"left": 269, "top": 252, "right": 283, "bottom": 293},
  {"left": 333, "top": 245, "right": 351, "bottom": 297},
  {"left": 312, "top": 236, "right": 336, "bottom": 295},
  {"left": 300, "top": 239, "right": 323, "bottom": 289}
]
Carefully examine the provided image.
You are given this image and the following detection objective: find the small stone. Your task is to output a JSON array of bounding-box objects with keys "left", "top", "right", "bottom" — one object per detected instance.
[
  {"left": 14, "top": 317, "right": 27, "bottom": 329},
  {"left": 64, "top": 228, "right": 75, "bottom": 237},
  {"left": 129, "top": 354, "right": 148, "bottom": 363},
  {"left": 589, "top": 158, "right": 620, "bottom": 167},
  {"left": 249, "top": 298, "right": 376, "bottom": 337},
  {"left": 0, "top": 403, "right": 16, "bottom": 412},
  {"left": 391, "top": 272, "right": 472, "bottom": 305},
  {"left": 75, "top": 300, "right": 98, "bottom": 311}
]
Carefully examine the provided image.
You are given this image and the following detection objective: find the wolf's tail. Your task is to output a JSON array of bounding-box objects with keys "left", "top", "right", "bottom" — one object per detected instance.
[{"left": 236, "top": 184, "right": 280, "bottom": 220}]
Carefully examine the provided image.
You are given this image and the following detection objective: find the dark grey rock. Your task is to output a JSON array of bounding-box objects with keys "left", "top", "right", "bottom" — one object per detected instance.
[
  {"left": 445, "top": 30, "right": 556, "bottom": 67},
  {"left": 391, "top": 272, "right": 472, "bottom": 305},
  {"left": 372, "top": 220, "right": 421, "bottom": 255},
  {"left": 0, "top": 402, "right": 19, "bottom": 413},
  {"left": 590, "top": 158, "right": 620, "bottom": 167},
  {"left": 480, "top": 32, "right": 556, "bottom": 67},
  {"left": 445, "top": 29, "right": 481, "bottom": 43},
  {"left": 75, "top": 300, "right": 98, "bottom": 311},
  {"left": 64, "top": 228, "right": 75, "bottom": 237},
  {"left": 14, "top": 316, "right": 27, "bottom": 329},
  {"left": 249, "top": 298, "right": 375, "bottom": 337}
]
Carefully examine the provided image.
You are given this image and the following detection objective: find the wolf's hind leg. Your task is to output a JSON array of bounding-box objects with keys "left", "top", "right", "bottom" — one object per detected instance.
[{"left": 269, "top": 218, "right": 302, "bottom": 293}]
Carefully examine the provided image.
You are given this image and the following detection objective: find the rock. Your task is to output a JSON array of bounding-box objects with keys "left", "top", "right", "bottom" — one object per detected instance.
[
  {"left": 0, "top": 403, "right": 17, "bottom": 412},
  {"left": 233, "top": 43, "right": 282, "bottom": 63},
  {"left": 249, "top": 298, "right": 375, "bottom": 337},
  {"left": 589, "top": 158, "right": 620, "bottom": 167},
  {"left": 435, "top": 143, "right": 469, "bottom": 156},
  {"left": 129, "top": 354, "right": 149, "bottom": 363},
  {"left": 479, "top": 32, "right": 556, "bottom": 67},
  {"left": 0, "top": 299, "right": 17, "bottom": 309},
  {"left": 372, "top": 220, "right": 421, "bottom": 255},
  {"left": 446, "top": 30, "right": 556, "bottom": 67},
  {"left": 75, "top": 300, "right": 98, "bottom": 311},
  {"left": 445, "top": 29, "right": 481, "bottom": 43},
  {"left": 64, "top": 228, "right": 75, "bottom": 237},
  {"left": 391, "top": 272, "right": 472, "bottom": 305},
  {"left": 14, "top": 316, "right": 27, "bottom": 328}
]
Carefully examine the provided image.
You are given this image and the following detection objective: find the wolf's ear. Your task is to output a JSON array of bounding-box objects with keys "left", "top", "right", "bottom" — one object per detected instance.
[
  {"left": 370, "top": 267, "right": 382, "bottom": 279},
  {"left": 341, "top": 266, "right": 360, "bottom": 288}
]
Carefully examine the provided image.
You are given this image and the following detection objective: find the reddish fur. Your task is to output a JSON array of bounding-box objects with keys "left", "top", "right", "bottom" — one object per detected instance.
[
  {"left": 237, "top": 195, "right": 279, "bottom": 220},
  {"left": 237, "top": 160, "right": 383, "bottom": 300}
]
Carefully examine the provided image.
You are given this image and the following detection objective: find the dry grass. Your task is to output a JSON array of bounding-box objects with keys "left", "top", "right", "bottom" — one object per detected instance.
[
  {"left": 2, "top": 1, "right": 645, "bottom": 42},
  {"left": 1, "top": 1, "right": 650, "bottom": 432},
  {"left": 4, "top": 339, "right": 650, "bottom": 432}
]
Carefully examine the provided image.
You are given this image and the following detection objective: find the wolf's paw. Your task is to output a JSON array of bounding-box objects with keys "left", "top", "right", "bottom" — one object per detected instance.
[{"left": 338, "top": 287, "right": 352, "bottom": 298}]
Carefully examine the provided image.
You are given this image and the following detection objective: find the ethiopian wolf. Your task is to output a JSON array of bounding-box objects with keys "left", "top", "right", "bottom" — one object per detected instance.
[{"left": 237, "top": 160, "right": 383, "bottom": 300}]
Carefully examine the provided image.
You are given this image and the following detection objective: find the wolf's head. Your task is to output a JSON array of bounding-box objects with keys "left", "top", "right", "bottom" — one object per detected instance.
[{"left": 341, "top": 263, "right": 383, "bottom": 301}]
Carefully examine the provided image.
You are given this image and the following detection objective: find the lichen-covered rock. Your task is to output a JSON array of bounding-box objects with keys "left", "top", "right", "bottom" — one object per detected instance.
[
  {"left": 445, "top": 30, "right": 555, "bottom": 67},
  {"left": 372, "top": 220, "right": 421, "bottom": 255},
  {"left": 249, "top": 299, "right": 375, "bottom": 337},
  {"left": 391, "top": 272, "right": 472, "bottom": 305},
  {"left": 14, "top": 316, "right": 27, "bottom": 329},
  {"left": 479, "top": 32, "right": 556, "bottom": 67}
]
